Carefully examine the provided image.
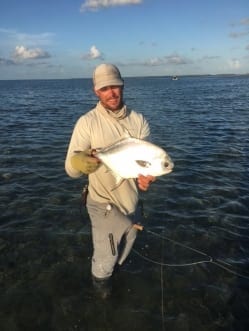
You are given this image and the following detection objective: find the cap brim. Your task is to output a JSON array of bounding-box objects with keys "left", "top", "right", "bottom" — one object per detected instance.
[{"left": 95, "top": 79, "right": 123, "bottom": 90}]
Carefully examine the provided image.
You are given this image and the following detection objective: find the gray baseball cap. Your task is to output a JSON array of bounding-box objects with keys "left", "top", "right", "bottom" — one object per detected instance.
[{"left": 93, "top": 64, "right": 124, "bottom": 90}]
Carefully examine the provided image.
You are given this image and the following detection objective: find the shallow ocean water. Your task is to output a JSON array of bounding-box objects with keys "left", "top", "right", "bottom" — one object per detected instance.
[{"left": 0, "top": 76, "right": 249, "bottom": 330}]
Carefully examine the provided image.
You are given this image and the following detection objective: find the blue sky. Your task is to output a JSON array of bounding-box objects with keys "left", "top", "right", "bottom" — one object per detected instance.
[{"left": 0, "top": 0, "right": 249, "bottom": 79}]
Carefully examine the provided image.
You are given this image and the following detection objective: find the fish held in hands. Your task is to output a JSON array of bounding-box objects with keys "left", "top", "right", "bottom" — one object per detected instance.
[{"left": 94, "top": 137, "right": 174, "bottom": 187}]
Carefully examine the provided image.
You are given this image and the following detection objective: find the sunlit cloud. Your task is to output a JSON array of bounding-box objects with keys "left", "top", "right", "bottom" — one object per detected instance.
[
  {"left": 143, "top": 54, "right": 191, "bottom": 66},
  {"left": 89, "top": 45, "right": 102, "bottom": 59},
  {"left": 13, "top": 45, "right": 51, "bottom": 60},
  {"left": 81, "top": 45, "right": 103, "bottom": 60},
  {"left": 80, "top": 0, "right": 142, "bottom": 12}
]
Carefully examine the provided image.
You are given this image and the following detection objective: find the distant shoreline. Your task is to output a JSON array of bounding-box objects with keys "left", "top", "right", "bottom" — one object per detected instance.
[{"left": 1, "top": 73, "right": 249, "bottom": 81}]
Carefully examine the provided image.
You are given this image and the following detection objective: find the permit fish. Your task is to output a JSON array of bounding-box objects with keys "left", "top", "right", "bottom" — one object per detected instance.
[{"left": 95, "top": 137, "right": 174, "bottom": 188}]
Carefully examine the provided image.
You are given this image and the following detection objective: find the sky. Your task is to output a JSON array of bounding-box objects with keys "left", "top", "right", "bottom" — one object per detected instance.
[{"left": 0, "top": 0, "right": 249, "bottom": 80}]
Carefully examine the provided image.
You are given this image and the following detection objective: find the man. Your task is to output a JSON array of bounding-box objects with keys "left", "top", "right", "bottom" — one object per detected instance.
[{"left": 65, "top": 64, "right": 155, "bottom": 289}]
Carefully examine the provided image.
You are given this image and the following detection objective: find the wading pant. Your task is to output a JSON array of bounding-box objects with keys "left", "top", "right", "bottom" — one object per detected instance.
[{"left": 87, "top": 194, "right": 138, "bottom": 280}]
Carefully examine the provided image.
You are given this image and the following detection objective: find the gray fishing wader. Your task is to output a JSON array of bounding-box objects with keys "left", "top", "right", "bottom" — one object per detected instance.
[{"left": 87, "top": 194, "right": 138, "bottom": 280}]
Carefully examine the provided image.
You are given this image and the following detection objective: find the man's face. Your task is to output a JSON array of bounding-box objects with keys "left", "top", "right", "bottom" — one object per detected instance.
[{"left": 94, "top": 85, "right": 123, "bottom": 111}]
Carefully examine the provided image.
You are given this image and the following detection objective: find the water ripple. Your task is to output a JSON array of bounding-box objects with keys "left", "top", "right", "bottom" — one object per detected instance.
[{"left": 1, "top": 76, "right": 249, "bottom": 330}]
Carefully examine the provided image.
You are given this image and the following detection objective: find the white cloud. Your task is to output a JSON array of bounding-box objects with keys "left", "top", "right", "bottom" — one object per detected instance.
[
  {"left": 143, "top": 54, "right": 190, "bottom": 66},
  {"left": 80, "top": 0, "right": 142, "bottom": 12},
  {"left": 16, "top": 32, "right": 55, "bottom": 46},
  {"left": 89, "top": 45, "right": 102, "bottom": 59},
  {"left": 165, "top": 55, "right": 189, "bottom": 65},
  {"left": 147, "top": 57, "right": 161, "bottom": 65},
  {"left": 82, "top": 45, "right": 103, "bottom": 60},
  {"left": 13, "top": 45, "right": 51, "bottom": 60},
  {"left": 0, "top": 28, "right": 55, "bottom": 46}
]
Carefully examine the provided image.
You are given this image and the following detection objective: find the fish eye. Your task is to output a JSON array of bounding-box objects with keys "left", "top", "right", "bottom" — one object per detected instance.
[{"left": 164, "top": 162, "right": 169, "bottom": 168}]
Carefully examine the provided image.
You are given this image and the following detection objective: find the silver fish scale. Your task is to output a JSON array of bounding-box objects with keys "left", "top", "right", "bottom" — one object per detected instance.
[{"left": 95, "top": 137, "right": 174, "bottom": 182}]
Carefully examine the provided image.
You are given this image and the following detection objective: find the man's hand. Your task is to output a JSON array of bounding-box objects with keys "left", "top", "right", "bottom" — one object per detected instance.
[
  {"left": 137, "top": 175, "right": 156, "bottom": 191},
  {"left": 71, "top": 150, "right": 100, "bottom": 175}
]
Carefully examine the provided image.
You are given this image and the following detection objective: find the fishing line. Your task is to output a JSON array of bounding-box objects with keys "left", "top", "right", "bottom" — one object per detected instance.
[{"left": 133, "top": 227, "right": 249, "bottom": 280}]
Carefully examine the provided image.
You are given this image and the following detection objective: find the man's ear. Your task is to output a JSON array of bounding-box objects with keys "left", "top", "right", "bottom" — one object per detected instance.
[{"left": 93, "top": 88, "right": 99, "bottom": 97}]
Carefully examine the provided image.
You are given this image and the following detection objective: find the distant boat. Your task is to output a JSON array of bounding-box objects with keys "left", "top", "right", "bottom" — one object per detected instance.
[{"left": 172, "top": 76, "right": 178, "bottom": 80}]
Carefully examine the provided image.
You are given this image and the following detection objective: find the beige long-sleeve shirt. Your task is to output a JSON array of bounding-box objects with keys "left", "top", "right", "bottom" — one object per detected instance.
[{"left": 65, "top": 102, "right": 150, "bottom": 215}]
